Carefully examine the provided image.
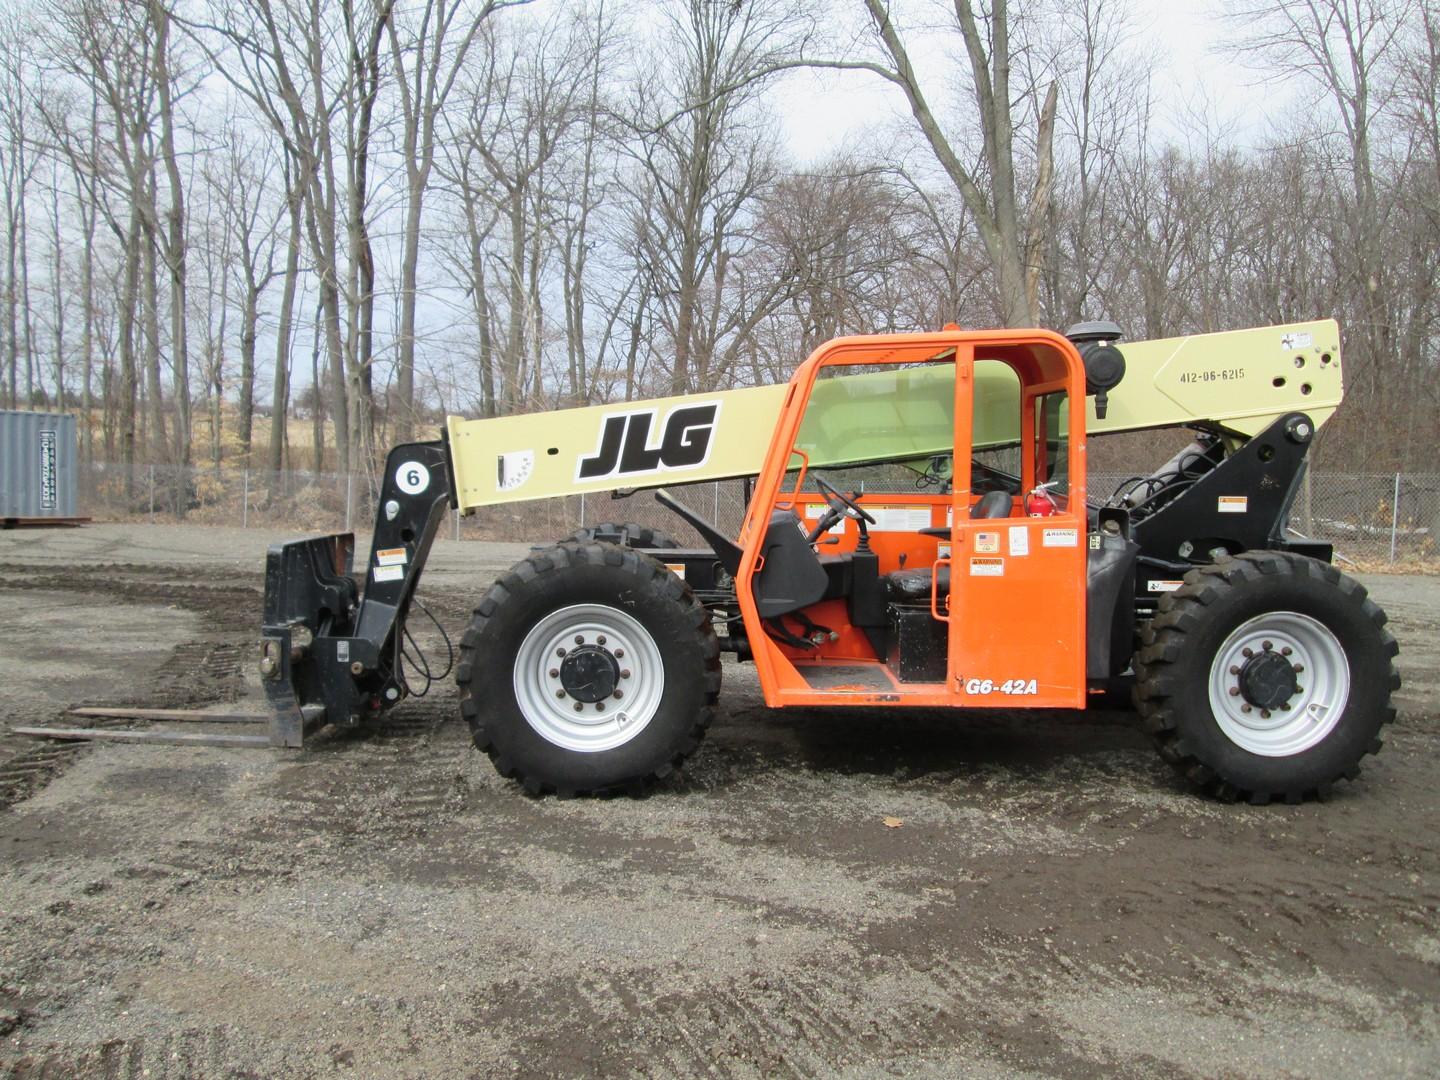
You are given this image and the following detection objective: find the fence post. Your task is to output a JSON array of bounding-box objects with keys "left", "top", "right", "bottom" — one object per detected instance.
[
  {"left": 345, "top": 473, "right": 353, "bottom": 532},
  {"left": 714, "top": 481, "right": 720, "bottom": 521},
  {"left": 1302, "top": 466, "right": 1314, "bottom": 534},
  {"left": 242, "top": 469, "right": 249, "bottom": 529},
  {"left": 455, "top": 508, "right": 461, "bottom": 542},
  {"left": 580, "top": 491, "right": 586, "bottom": 529},
  {"left": 148, "top": 464, "right": 155, "bottom": 523},
  {"left": 1390, "top": 472, "right": 1401, "bottom": 562}
]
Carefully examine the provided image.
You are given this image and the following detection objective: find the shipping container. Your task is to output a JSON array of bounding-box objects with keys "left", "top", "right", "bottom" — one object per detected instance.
[{"left": 0, "top": 410, "right": 78, "bottom": 519}]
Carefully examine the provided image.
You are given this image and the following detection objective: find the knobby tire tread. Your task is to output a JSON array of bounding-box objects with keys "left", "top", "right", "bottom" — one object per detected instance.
[
  {"left": 456, "top": 541, "right": 720, "bottom": 797},
  {"left": 560, "top": 522, "right": 682, "bottom": 550},
  {"left": 1131, "top": 551, "right": 1399, "bottom": 803}
]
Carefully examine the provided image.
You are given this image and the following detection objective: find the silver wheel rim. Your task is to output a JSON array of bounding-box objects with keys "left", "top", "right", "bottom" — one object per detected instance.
[
  {"left": 512, "top": 603, "right": 665, "bottom": 753},
  {"left": 1208, "top": 611, "right": 1350, "bottom": 757}
]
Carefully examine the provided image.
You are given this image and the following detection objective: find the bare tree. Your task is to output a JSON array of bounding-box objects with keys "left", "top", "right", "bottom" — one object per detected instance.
[
  {"left": 269, "top": 149, "right": 306, "bottom": 477},
  {"left": 210, "top": 124, "right": 284, "bottom": 463},
  {"left": 44, "top": 158, "right": 68, "bottom": 410},
  {"left": 39, "top": 0, "right": 165, "bottom": 477},
  {"left": 386, "top": 0, "right": 529, "bottom": 439},
  {"left": 147, "top": 0, "right": 194, "bottom": 466},
  {"left": 1223, "top": 0, "right": 1408, "bottom": 462},
  {"left": 806, "top": 1, "right": 1060, "bottom": 326},
  {"left": 627, "top": 0, "right": 796, "bottom": 394},
  {"left": 439, "top": 10, "right": 597, "bottom": 411},
  {"left": 188, "top": 0, "right": 393, "bottom": 475},
  {"left": 0, "top": 17, "right": 40, "bottom": 409}
]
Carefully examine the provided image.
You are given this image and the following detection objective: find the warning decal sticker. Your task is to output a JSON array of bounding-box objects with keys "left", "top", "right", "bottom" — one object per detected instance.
[{"left": 970, "top": 557, "right": 1004, "bottom": 577}]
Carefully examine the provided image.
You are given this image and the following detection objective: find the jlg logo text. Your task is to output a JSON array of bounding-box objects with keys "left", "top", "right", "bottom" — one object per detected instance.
[{"left": 577, "top": 402, "right": 721, "bottom": 481}]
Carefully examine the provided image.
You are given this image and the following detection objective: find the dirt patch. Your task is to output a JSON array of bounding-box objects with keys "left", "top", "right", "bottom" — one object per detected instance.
[{"left": 0, "top": 525, "right": 1436, "bottom": 1078}]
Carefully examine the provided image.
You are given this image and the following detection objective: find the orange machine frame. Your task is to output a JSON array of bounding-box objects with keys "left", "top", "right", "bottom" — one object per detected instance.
[{"left": 733, "top": 328, "right": 1090, "bottom": 711}]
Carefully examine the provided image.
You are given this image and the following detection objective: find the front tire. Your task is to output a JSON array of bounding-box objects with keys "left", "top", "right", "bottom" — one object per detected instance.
[
  {"left": 1133, "top": 552, "right": 1399, "bottom": 803},
  {"left": 457, "top": 543, "right": 720, "bottom": 796}
]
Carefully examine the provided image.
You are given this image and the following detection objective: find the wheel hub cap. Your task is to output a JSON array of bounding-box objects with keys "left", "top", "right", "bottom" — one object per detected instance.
[
  {"left": 559, "top": 645, "right": 619, "bottom": 703},
  {"left": 512, "top": 604, "right": 665, "bottom": 753},
  {"left": 1207, "top": 611, "right": 1350, "bottom": 757},
  {"left": 1238, "top": 650, "right": 1299, "bottom": 710}
]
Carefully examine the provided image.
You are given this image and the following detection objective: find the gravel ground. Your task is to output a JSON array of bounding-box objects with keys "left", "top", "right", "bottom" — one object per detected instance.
[{"left": 0, "top": 523, "right": 1436, "bottom": 1078}]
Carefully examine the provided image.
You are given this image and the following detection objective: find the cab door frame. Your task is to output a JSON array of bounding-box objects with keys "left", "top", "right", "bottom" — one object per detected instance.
[
  {"left": 946, "top": 339, "right": 1090, "bottom": 709},
  {"left": 736, "top": 328, "right": 1090, "bottom": 711}
]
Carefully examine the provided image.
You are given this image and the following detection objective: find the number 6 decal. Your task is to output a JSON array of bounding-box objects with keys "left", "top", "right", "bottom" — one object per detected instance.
[{"left": 395, "top": 460, "right": 430, "bottom": 495}]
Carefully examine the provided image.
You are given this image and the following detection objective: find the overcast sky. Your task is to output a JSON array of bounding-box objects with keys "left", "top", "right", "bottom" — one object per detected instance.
[{"left": 775, "top": 0, "right": 1265, "bottom": 162}]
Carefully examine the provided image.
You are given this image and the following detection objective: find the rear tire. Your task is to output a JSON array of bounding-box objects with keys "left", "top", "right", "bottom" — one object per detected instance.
[
  {"left": 457, "top": 542, "right": 720, "bottom": 796},
  {"left": 1133, "top": 552, "right": 1399, "bottom": 804},
  {"left": 560, "top": 522, "right": 682, "bottom": 550}
]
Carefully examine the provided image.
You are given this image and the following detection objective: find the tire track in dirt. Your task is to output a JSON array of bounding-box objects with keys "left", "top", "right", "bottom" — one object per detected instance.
[
  {"left": 0, "top": 1025, "right": 270, "bottom": 1080},
  {"left": 229, "top": 696, "right": 470, "bottom": 872},
  {"left": 0, "top": 566, "right": 255, "bottom": 811}
]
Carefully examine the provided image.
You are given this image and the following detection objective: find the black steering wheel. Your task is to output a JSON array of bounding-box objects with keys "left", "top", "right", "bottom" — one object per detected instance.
[{"left": 814, "top": 474, "right": 875, "bottom": 524}]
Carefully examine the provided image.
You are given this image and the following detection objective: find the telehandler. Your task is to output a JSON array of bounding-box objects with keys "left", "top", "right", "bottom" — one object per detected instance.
[{"left": 24, "top": 318, "right": 1400, "bottom": 803}]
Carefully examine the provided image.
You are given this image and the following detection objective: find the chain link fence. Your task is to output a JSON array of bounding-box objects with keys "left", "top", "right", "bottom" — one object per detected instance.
[
  {"left": 76, "top": 461, "right": 756, "bottom": 548},
  {"left": 77, "top": 461, "right": 1438, "bottom": 569}
]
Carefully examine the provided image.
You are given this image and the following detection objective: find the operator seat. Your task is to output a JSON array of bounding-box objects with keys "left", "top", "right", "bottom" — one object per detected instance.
[
  {"left": 972, "top": 490, "right": 1013, "bottom": 519},
  {"left": 885, "top": 489, "right": 1013, "bottom": 601}
]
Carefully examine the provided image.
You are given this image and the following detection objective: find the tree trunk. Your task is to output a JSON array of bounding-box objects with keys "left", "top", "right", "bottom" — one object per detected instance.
[
  {"left": 4, "top": 179, "right": 16, "bottom": 408},
  {"left": 16, "top": 113, "right": 34, "bottom": 405},
  {"left": 151, "top": 0, "right": 191, "bottom": 467},
  {"left": 118, "top": 208, "right": 142, "bottom": 484},
  {"left": 141, "top": 224, "right": 167, "bottom": 460},
  {"left": 239, "top": 271, "right": 258, "bottom": 461},
  {"left": 79, "top": 188, "right": 94, "bottom": 461},
  {"left": 48, "top": 171, "right": 65, "bottom": 410},
  {"left": 269, "top": 182, "right": 304, "bottom": 478},
  {"left": 311, "top": 298, "right": 326, "bottom": 474}
]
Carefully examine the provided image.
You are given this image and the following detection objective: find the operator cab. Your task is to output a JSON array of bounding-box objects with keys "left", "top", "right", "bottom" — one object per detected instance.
[{"left": 735, "top": 330, "right": 1091, "bottom": 709}]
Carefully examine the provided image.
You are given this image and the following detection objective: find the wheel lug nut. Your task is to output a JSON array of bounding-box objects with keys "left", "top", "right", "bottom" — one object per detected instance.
[
  {"left": 573, "top": 702, "right": 583, "bottom": 712},
  {"left": 574, "top": 635, "right": 584, "bottom": 645},
  {"left": 613, "top": 689, "right": 623, "bottom": 699},
  {"left": 1229, "top": 687, "right": 1241, "bottom": 696},
  {"left": 556, "top": 647, "right": 566, "bottom": 658},
  {"left": 1293, "top": 664, "right": 1304, "bottom": 673},
  {"left": 556, "top": 689, "right": 566, "bottom": 698},
  {"left": 597, "top": 635, "right": 606, "bottom": 645},
  {"left": 1229, "top": 665, "right": 1241, "bottom": 675},
  {"left": 614, "top": 648, "right": 624, "bottom": 658},
  {"left": 1242, "top": 704, "right": 1252, "bottom": 713},
  {"left": 620, "top": 669, "right": 630, "bottom": 679},
  {"left": 1242, "top": 648, "right": 1253, "bottom": 658},
  {"left": 549, "top": 668, "right": 559, "bottom": 678},
  {"left": 1295, "top": 686, "right": 1304, "bottom": 694},
  {"left": 1263, "top": 640, "right": 1273, "bottom": 651},
  {"left": 595, "top": 701, "right": 605, "bottom": 712},
  {"left": 1281, "top": 646, "right": 1292, "bottom": 656},
  {"left": 1261, "top": 709, "right": 1271, "bottom": 719}
]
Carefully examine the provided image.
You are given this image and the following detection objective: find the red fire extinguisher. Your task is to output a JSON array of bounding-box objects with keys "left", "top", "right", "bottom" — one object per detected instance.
[{"left": 1027, "top": 481, "right": 1059, "bottom": 517}]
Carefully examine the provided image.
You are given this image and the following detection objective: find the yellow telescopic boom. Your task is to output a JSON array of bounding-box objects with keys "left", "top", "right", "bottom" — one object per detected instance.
[{"left": 445, "top": 320, "right": 1341, "bottom": 511}]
